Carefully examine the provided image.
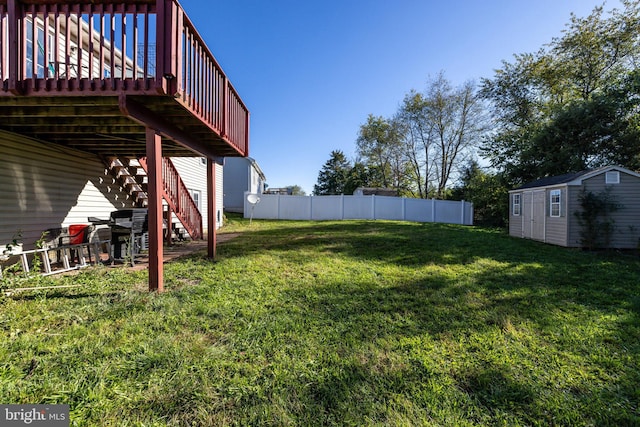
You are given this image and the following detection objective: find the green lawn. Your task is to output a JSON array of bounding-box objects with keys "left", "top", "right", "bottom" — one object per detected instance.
[{"left": 1, "top": 218, "right": 639, "bottom": 426}]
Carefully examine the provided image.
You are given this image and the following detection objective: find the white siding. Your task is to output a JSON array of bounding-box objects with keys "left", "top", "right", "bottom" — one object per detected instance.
[
  {"left": 171, "top": 157, "right": 223, "bottom": 230},
  {"left": 216, "top": 162, "right": 224, "bottom": 228},
  {"left": 171, "top": 157, "right": 224, "bottom": 232},
  {"left": 0, "top": 131, "right": 134, "bottom": 249}
]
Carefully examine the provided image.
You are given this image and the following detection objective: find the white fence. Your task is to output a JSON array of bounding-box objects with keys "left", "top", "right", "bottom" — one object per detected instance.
[{"left": 244, "top": 193, "right": 473, "bottom": 225}]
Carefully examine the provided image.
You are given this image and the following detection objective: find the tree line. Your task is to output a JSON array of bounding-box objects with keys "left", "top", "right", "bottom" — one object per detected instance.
[{"left": 314, "top": 1, "right": 640, "bottom": 226}]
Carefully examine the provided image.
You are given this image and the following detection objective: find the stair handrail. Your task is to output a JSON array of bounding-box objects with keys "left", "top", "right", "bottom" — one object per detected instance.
[{"left": 138, "top": 157, "right": 203, "bottom": 240}]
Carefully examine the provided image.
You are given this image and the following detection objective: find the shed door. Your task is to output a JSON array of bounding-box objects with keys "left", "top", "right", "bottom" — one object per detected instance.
[
  {"left": 522, "top": 191, "right": 533, "bottom": 238},
  {"left": 531, "top": 190, "right": 545, "bottom": 241},
  {"left": 523, "top": 190, "right": 545, "bottom": 241}
]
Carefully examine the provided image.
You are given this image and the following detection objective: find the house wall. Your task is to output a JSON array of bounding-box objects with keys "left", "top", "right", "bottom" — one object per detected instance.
[
  {"left": 222, "top": 157, "right": 248, "bottom": 213},
  {"left": 224, "top": 157, "right": 266, "bottom": 214},
  {"left": 171, "top": 157, "right": 224, "bottom": 231},
  {"left": 216, "top": 162, "right": 224, "bottom": 227},
  {"left": 567, "top": 172, "right": 640, "bottom": 248},
  {"left": 0, "top": 130, "right": 135, "bottom": 249}
]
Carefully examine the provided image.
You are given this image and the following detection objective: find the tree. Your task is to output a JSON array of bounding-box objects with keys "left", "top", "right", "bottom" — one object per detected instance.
[
  {"left": 575, "top": 188, "right": 622, "bottom": 249},
  {"left": 286, "top": 185, "right": 306, "bottom": 196},
  {"left": 313, "top": 150, "right": 352, "bottom": 195},
  {"left": 424, "top": 73, "right": 486, "bottom": 198},
  {"left": 342, "top": 161, "right": 386, "bottom": 195},
  {"left": 395, "top": 90, "right": 436, "bottom": 198},
  {"left": 451, "top": 160, "right": 509, "bottom": 227},
  {"left": 481, "top": 1, "right": 640, "bottom": 184},
  {"left": 356, "top": 115, "right": 408, "bottom": 190}
]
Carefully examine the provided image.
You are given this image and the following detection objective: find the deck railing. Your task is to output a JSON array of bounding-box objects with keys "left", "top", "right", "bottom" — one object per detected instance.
[
  {"left": 139, "top": 156, "right": 203, "bottom": 239},
  {"left": 0, "top": 0, "right": 248, "bottom": 156}
]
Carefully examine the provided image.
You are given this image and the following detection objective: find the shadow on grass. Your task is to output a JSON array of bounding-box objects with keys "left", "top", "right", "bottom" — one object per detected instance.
[{"left": 220, "top": 220, "right": 640, "bottom": 424}]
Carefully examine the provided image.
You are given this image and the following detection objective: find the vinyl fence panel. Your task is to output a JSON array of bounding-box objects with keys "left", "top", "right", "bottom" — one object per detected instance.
[
  {"left": 343, "top": 196, "right": 375, "bottom": 220},
  {"left": 244, "top": 193, "right": 473, "bottom": 225}
]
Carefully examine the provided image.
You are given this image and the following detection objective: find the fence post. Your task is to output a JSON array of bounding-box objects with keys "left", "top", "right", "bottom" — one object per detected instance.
[
  {"left": 371, "top": 195, "right": 376, "bottom": 220},
  {"left": 402, "top": 197, "right": 406, "bottom": 221},
  {"left": 431, "top": 199, "right": 436, "bottom": 223},
  {"left": 277, "top": 194, "right": 281, "bottom": 220},
  {"left": 309, "top": 195, "right": 313, "bottom": 220},
  {"left": 461, "top": 200, "right": 465, "bottom": 225},
  {"left": 341, "top": 194, "right": 345, "bottom": 220}
]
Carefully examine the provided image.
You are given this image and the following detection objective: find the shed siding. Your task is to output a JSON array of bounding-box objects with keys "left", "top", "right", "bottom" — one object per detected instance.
[
  {"left": 508, "top": 192, "right": 523, "bottom": 238},
  {"left": 568, "top": 172, "right": 640, "bottom": 248},
  {"left": 0, "top": 131, "right": 134, "bottom": 249},
  {"left": 544, "top": 187, "right": 569, "bottom": 246},
  {"left": 567, "top": 186, "right": 583, "bottom": 247}
]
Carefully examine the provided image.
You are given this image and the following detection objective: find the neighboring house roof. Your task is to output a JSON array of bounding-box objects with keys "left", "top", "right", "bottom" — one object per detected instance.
[
  {"left": 246, "top": 157, "right": 267, "bottom": 181},
  {"left": 354, "top": 187, "right": 399, "bottom": 197},
  {"left": 513, "top": 166, "right": 640, "bottom": 191}
]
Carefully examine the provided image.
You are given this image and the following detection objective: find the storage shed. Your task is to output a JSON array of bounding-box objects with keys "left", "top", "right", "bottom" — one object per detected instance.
[{"left": 508, "top": 166, "right": 640, "bottom": 248}]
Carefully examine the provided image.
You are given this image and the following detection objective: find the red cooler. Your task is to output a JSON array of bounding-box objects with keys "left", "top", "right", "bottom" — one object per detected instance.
[{"left": 68, "top": 224, "right": 90, "bottom": 245}]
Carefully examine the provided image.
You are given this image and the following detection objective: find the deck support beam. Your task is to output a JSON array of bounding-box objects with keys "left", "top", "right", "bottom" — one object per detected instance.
[
  {"left": 207, "top": 158, "right": 216, "bottom": 259},
  {"left": 146, "top": 128, "right": 164, "bottom": 292},
  {"left": 119, "top": 95, "right": 241, "bottom": 160}
]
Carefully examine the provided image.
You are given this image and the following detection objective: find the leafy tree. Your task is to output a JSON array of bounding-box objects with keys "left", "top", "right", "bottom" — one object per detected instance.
[
  {"left": 313, "top": 150, "right": 352, "bottom": 195},
  {"left": 356, "top": 115, "right": 408, "bottom": 190},
  {"left": 390, "top": 73, "right": 486, "bottom": 199},
  {"left": 481, "top": 1, "right": 640, "bottom": 184},
  {"left": 286, "top": 185, "right": 306, "bottom": 196},
  {"left": 395, "top": 90, "right": 436, "bottom": 199},
  {"left": 342, "top": 162, "right": 386, "bottom": 195},
  {"left": 575, "top": 188, "right": 622, "bottom": 249},
  {"left": 451, "top": 160, "right": 509, "bottom": 227},
  {"left": 425, "top": 74, "right": 486, "bottom": 198}
]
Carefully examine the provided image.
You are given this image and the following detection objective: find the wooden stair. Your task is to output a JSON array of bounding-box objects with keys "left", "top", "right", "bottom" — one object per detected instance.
[{"left": 104, "top": 157, "right": 203, "bottom": 240}]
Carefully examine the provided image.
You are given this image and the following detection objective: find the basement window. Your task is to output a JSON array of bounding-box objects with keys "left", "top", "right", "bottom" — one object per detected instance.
[
  {"left": 189, "top": 189, "right": 201, "bottom": 211},
  {"left": 605, "top": 171, "right": 620, "bottom": 184}
]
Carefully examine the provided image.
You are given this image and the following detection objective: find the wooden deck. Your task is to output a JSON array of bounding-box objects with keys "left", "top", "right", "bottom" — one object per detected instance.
[
  {"left": 0, "top": 0, "right": 250, "bottom": 291},
  {"left": 0, "top": 0, "right": 249, "bottom": 159}
]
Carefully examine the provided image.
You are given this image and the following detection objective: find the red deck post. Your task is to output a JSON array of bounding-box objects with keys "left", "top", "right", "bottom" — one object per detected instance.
[
  {"left": 207, "top": 158, "right": 216, "bottom": 259},
  {"left": 7, "top": 0, "right": 21, "bottom": 95},
  {"left": 146, "top": 128, "right": 164, "bottom": 292}
]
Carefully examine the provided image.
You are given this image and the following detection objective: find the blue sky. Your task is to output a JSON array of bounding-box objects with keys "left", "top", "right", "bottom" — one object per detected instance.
[{"left": 181, "top": 0, "right": 622, "bottom": 194}]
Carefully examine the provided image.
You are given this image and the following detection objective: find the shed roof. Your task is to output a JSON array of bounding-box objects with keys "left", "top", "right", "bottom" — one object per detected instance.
[
  {"left": 514, "top": 166, "right": 640, "bottom": 190},
  {"left": 516, "top": 170, "right": 593, "bottom": 190}
]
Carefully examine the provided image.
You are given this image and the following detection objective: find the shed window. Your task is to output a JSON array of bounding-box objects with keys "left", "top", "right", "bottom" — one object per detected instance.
[
  {"left": 512, "top": 194, "right": 521, "bottom": 216},
  {"left": 605, "top": 171, "right": 620, "bottom": 184},
  {"left": 550, "top": 190, "right": 561, "bottom": 217}
]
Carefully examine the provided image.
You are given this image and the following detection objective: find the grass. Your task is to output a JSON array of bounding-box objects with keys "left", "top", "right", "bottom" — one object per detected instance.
[{"left": 0, "top": 216, "right": 639, "bottom": 426}]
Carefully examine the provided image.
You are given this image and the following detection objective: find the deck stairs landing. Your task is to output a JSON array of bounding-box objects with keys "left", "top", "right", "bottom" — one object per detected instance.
[{"left": 104, "top": 157, "right": 202, "bottom": 240}]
